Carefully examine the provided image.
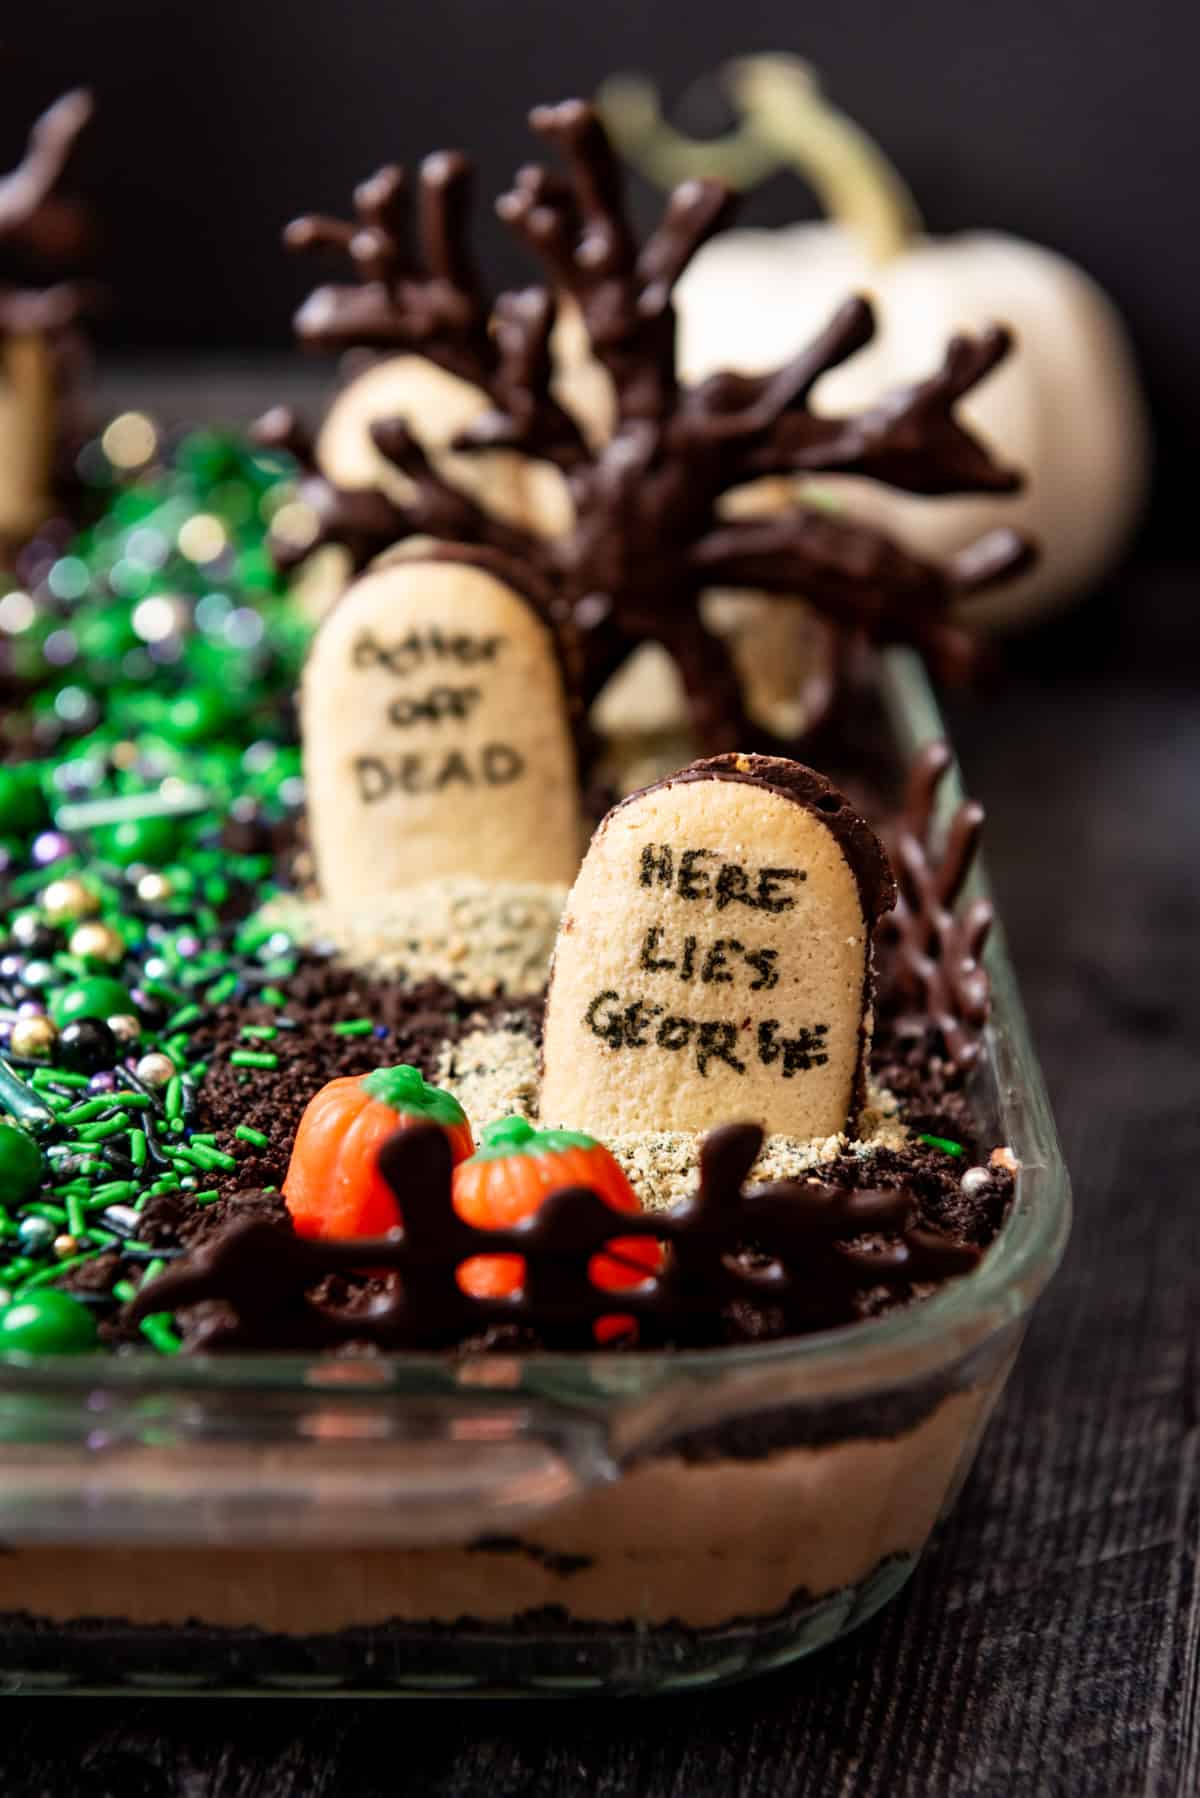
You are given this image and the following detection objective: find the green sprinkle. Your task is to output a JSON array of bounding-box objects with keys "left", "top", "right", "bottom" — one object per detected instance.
[
  {"left": 191, "top": 1189, "right": 220, "bottom": 1205},
  {"left": 166, "top": 1003, "right": 203, "bottom": 1032},
  {"left": 143, "top": 1258, "right": 166, "bottom": 1285},
  {"left": 240, "top": 1024, "right": 277, "bottom": 1040},
  {"left": 191, "top": 1132, "right": 217, "bottom": 1145},
  {"left": 141, "top": 978, "right": 182, "bottom": 1004},
  {"left": 189, "top": 1061, "right": 207, "bottom": 1082},
  {"left": 165, "top": 1075, "right": 184, "bottom": 1120},
  {"left": 229, "top": 1051, "right": 278, "bottom": 1070},
  {"left": 198, "top": 1145, "right": 236, "bottom": 1171},
  {"left": 85, "top": 1230, "right": 118, "bottom": 1248},
  {"left": 332, "top": 1019, "right": 374, "bottom": 1037},
  {"left": 60, "top": 1097, "right": 119, "bottom": 1126},
  {"left": 66, "top": 1195, "right": 86, "bottom": 1240},
  {"left": 167, "top": 1145, "right": 207, "bottom": 1170},
  {"left": 235, "top": 1125, "right": 269, "bottom": 1149},
  {"left": 128, "top": 1129, "right": 147, "bottom": 1169},
  {"left": 204, "top": 973, "right": 238, "bottom": 1005},
  {"left": 112, "top": 1280, "right": 137, "bottom": 1304},
  {"left": 260, "top": 987, "right": 286, "bottom": 1007},
  {"left": 86, "top": 1181, "right": 139, "bottom": 1206},
  {"left": 75, "top": 1113, "right": 131, "bottom": 1144},
  {"left": 917, "top": 1133, "right": 966, "bottom": 1158},
  {"left": 31, "top": 1068, "right": 88, "bottom": 1091},
  {"left": 139, "top": 1315, "right": 181, "bottom": 1355},
  {"left": 23, "top": 1203, "right": 67, "bottom": 1224}
]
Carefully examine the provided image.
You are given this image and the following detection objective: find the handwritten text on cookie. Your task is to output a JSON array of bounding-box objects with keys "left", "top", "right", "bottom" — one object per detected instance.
[
  {"left": 348, "top": 626, "right": 527, "bottom": 802},
  {"left": 581, "top": 843, "right": 831, "bottom": 1080}
]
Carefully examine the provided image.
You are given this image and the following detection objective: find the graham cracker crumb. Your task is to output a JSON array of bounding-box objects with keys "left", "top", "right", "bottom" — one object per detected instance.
[
  {"left": 435, "top": 1025, "right": 541, "bottom": 1128},
  {"left": 608, "top": 1097, "right": 910, "bottom": 1213},
  {"left": 259, "top": 878, "right": 567, "bottom": 998}
]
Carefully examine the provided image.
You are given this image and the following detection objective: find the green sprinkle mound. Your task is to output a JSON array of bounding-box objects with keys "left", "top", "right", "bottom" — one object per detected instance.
[{"left": 0, "top": 423, "right": 318, "bottom": 1352}]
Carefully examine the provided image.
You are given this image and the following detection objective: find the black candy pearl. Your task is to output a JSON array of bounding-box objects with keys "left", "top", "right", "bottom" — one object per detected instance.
[
  {"left": 10, "top": 917, "right": 61, "bottom": 958},
  {"left": 58, "top": 1017, "right": 119, "bottom": 1074}
]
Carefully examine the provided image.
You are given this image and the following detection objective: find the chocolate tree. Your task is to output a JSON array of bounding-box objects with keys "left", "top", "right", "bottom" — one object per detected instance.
[{"left": 270, "top": 99, "right": 1032, "bottom": 756}]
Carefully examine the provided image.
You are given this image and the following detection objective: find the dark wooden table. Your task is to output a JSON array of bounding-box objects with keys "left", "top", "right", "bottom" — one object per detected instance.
[{"left": 4, "top": 369, "right": 1198, "bottom": 1797}]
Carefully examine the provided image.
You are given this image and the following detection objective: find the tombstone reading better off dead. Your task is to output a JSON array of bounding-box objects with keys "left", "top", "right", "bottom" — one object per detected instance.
[
  {"left": 301, "top": 550, "right": 582, "bottom": 907},
  {"left": 541, "top": 754, "right": 895, "bottom": 1140}
]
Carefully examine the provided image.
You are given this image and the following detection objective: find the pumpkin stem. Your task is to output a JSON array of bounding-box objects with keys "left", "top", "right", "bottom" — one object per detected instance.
[
  {"left": 597, "top": 57, "right": 923, "bottom": 266},
  {"left": 361, "top": 1063, "right": 467, "bottom": 1127},
  {"left": 728, "top": 57, "right": 923, "bottom": 264},
  {"left": 471, "top": 1116, "right": 599, "bottom": 1160}
]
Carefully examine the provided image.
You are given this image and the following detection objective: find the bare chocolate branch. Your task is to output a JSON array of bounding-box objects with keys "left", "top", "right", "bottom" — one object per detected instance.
[
  {"left": 0, "top": 89, "right": 93, "bottom": 247},
  {"left": 370, "top": 417, "right": 541, "bottom": 560},
  {"left": 250, "top": 405, "right": 412, "bottom": 572},
  {"left": 744, "top": 320, "right": 1022, "bottom": 496}
]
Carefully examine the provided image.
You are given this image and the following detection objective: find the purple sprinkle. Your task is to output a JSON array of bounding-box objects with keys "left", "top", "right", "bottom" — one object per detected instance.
[
  {"left": 174, "top": 935, "right": 200, "bottom": 959},
  {"left": 17, "top": 1000, "right": 45, "bottom": 1018},
  {"left": 32, "top": 830, "right": 72, "bottom": 867},
  {"left": 374, "top": 1025, "right": 389, "bottom": 1038},
  {"left": 88, "top": 1071, "right": 117, "bottom": 1093}
]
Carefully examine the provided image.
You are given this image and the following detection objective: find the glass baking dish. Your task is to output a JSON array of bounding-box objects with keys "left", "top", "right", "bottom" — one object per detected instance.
[{"left": 0, "top": 650, "right": 1071, "bottom": 1696}]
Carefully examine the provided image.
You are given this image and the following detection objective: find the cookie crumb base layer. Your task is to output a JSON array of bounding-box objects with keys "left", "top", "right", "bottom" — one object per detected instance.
[{"left": 0, "top": 1552, "right": 917, "bottom": 1695}]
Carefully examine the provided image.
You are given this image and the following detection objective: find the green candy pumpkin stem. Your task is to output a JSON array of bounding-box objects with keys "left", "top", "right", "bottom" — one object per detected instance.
[
  {"left": 598, "top": 54, "right": 923, "bottom": 266},
  {"left": 470, "top": 1116, "right": 599, "bottom": 1161},
  {"left": 360, "top": 1063, "right": 467, "bottom": 1129}
]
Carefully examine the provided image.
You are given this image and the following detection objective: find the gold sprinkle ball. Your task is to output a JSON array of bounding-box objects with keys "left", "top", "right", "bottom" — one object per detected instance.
[
  {"left": 10, "top": 1015, "right": 57, "bottom": 1058},
  {"left": 134, "top": 1051, "right": 176, "bottom": 1088},
  {"left": 42, "top": 878, "right": 99, "bottom": 925},
  {"left": 69, "top": 922, "right": 125, "bottom": 965},
  {"left": 136, "top": 872, "right": 174, "bottom": 904}
]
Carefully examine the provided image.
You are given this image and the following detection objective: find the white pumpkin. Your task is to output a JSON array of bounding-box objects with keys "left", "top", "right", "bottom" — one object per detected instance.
[{"left": 598, "top": 56, "right": 1152, "bottom": 630}]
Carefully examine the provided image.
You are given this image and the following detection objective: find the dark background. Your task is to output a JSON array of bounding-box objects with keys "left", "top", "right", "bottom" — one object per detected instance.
[{"left": 2, "top": 0, "right": 1199, "bottom": 546}]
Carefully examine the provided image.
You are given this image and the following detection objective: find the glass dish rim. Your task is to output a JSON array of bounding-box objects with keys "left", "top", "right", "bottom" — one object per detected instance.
[{"left": 0, "top": 650, "right": 1072, "bottom": 1405}]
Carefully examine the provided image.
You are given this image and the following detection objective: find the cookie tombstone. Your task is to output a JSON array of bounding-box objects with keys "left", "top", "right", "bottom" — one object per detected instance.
[
  {"left": 541, "top": 755, "right": 894, "bottom": 1139},
  {"left": 301, "top": 549, "right": 581, "bottom": 906}
]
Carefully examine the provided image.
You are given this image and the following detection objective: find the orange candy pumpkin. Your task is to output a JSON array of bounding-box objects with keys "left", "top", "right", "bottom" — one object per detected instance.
[
  {"left": 284, "top": 1063, "right": 474, "bottom": 1241},
  {"left": 451, "top": 1117, "right": 662, "bottom": 1334}
]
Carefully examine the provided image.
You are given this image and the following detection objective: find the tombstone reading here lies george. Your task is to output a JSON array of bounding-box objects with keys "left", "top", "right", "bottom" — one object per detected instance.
[
  {"left": 301, "top": 548, "right": 583, "bottom": 907},
  {"left": 540, "top": 754, "right": 895, "bottom": 1141}
]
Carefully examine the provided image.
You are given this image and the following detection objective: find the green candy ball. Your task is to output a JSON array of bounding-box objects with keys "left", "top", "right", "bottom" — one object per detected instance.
[
  {"left": 166, "top": 689, "right": 228, "bottom": 743},
  {"left": 0, "top": 1123, "right": 43, "bottom": 1202},
  {"left": 51, "top": 977, "right": 135, "bottom": 1028},
  {"left": 0, "top": 1289, "right": 98, "bottom": 1355},
  {"left": 0, "top": 766, "right": 46, "bottom": 837},
  {"left": 95, "top": 815, "right": 181, "bottom": 867}
]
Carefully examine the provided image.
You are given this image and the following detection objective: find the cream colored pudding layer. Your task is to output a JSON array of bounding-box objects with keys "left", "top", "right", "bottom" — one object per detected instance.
[{"left": 1, "top": 1381, "right": 1003, "bottom": 1633}]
